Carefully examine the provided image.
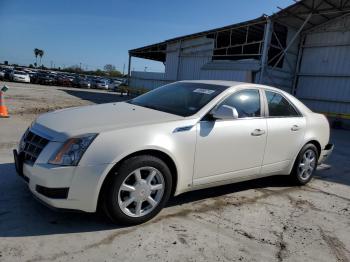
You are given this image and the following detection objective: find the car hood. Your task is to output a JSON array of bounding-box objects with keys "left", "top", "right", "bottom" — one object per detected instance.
[
  {"left": 32, "top": 102, "right": 185, "bottom": 141},
  {"left": 14, "top": 74, "right": 28, "bottom": 77}
]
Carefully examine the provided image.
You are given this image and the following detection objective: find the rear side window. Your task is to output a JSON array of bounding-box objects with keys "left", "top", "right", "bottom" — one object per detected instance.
[
  {"left": 265, "top": 91, "right": 299, "bottom": 117},
  {"left": 218, "top": 89, "right": 261, "bottom": 118}
]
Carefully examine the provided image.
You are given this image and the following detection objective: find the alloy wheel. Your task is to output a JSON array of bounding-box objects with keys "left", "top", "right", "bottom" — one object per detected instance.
[
  {"left": 298, "top": 149, "right": 316, "bottom": 181},
  {"left": 117, "top": 167, "right": 165, "bottom": 218}
]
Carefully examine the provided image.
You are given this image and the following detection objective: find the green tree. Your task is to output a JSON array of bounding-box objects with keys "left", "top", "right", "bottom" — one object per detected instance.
[
  {"left": 38, "top": 49, "right": 44, "bottom": 66},
  {"left": 104, "top": 64, "right": 116, "bottom": 72},
  {"left": 104, "top": 64, "right": 122, "bottom": 77},
  {"left": 34, "top": 48, "right": 40, "bottom": 67}
]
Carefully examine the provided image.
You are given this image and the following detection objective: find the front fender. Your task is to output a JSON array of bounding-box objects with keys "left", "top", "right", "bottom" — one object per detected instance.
[{"left": 78, "top": 122, "right": 197, "bottom": 210}]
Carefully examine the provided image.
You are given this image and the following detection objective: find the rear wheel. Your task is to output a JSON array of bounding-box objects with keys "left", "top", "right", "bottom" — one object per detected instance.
[
  {"left": 102, "top": 155, "right": 172, "bottom": 225},
  {"left": 290, "top": 143, "right": 318, "bottom": 185}
]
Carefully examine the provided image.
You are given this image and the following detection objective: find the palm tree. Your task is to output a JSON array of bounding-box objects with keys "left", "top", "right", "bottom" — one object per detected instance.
[
  {"left": 38, "top": 49, "right": 44, "bottom": 66},
  {"left": 34, "top": 48, "right": 40, "bottom": 67}
]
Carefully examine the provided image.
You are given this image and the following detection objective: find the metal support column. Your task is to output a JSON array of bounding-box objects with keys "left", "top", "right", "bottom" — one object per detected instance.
[
  {"left": 272, "top": 13, "right": 313, "bottom": 69},
  {"left": 127, "top": 54, "right": 132, "bottom": 86},
  {"left": 291, "top": 34, "right": 306, "bottom": 95},
  {"left": 259, "top": 18, "right": 272, "bottom": 84},
  {"left": 176, "top": 40, "right": 183, "bottom": 81}
]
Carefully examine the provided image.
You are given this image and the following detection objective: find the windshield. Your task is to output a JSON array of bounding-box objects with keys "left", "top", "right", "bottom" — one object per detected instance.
[
  {"left": 128, "top": 82, "right": 228, "bottom": 117},
  {"left": 14, "top": 71, "right": 27, "bottom": 75}
]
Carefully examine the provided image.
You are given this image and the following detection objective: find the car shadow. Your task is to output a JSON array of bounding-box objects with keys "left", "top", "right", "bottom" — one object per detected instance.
[
  {"left": 0, "top": 129, "right": 348, "bottom": 237},
  {"left": 58, "top": 88, "right": 132, "bottom": 104},
  {"left": 0, "top": 161, "right": 294, "bottom": 238},
  {"left": 314, "top": 129, "right": 350, "bottom": 186}
]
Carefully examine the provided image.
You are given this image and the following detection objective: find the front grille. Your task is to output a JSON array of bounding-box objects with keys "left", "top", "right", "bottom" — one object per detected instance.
[{"left": 22, "top": 131, "right": 49, "bottom": 165}]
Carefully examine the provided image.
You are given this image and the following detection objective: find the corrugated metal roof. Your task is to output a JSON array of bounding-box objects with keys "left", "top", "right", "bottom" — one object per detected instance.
[
  {"left": 129, "top": 17, "right": 266, "bottom": 62},
  {"left": 271, "top": 0, "right": 350, "bottom": 31},
  {"left": 129, "top": 0, "right": 350, "bottom": 62}
]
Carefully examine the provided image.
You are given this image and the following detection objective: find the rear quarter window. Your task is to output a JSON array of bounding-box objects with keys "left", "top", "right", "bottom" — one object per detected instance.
[{"left": 265, "top": 91, "right": 300, "bottom": 117}]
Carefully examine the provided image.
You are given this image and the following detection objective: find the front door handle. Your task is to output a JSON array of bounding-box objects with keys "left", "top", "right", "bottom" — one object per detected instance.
[
  {"left": 291, "top": 125, "right": 301, "bottom": 131},
  {"left": 251, "top": 129, "right": 265, "bottom": 136}
]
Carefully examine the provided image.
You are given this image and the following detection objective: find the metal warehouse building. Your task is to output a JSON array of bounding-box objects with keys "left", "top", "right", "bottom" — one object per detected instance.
[{"left": 128, "top": 0, "right": 350, "bottom": 125}]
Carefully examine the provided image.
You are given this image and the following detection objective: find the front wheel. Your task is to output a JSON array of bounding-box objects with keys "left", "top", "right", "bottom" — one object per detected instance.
[
  {"left": 102, "top": 155, "right": 172, "bottom": 225},
  {"left": 290, "top": 143, "right": 318, "bottom": 185}
]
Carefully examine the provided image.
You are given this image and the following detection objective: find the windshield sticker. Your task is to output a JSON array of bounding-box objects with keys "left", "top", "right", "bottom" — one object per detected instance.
[{"left": 193, "top": 88, "right": 215, "bottom": 95}]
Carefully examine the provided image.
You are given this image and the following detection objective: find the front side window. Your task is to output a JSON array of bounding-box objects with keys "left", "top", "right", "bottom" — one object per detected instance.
[
  {"left": 218, "top": 89, "right": 261, "bottom": 118},
  {"left": 265, "top": 91, "right": 299, "bottom": 117}
]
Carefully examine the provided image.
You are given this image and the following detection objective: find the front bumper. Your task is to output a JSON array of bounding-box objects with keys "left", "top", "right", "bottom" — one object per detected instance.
[
  {"left": 318, "top": 143, "right": 334, "bottom": 164},
  {"left": 14, "top": 77, "right": 30, "bottom": 83},
  {"left": 13, "top": 149, "right": 114, "bottom": 212}
]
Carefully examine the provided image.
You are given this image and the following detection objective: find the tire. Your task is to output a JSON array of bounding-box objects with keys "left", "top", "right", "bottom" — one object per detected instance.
[
  {"left": 102, "top": 155, "right": 172, "bottom": 225},
  {"left": 290, "top": 143, "right": 319, "bottom": 185}
]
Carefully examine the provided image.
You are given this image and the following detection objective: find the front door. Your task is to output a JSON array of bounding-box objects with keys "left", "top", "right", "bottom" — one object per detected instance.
[{"left": 193, "top": 89, "right": 267, "bottom": 185}]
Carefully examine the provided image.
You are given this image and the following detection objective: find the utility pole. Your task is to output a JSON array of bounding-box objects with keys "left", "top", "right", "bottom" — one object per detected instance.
[
  {"left": 50, "top": 61, "right": 53, "bottom": 69},
  {"left": 123, "top": 63, "right": 125, "bottom": 75}
]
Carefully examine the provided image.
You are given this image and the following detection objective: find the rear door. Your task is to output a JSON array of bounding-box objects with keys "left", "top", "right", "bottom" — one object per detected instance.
[{"left": 262, "top": 90, "right": 306, "bottom": 175}]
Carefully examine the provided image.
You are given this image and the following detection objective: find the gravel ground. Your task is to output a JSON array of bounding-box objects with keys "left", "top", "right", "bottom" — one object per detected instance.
[{"left": 0, "top": 81, "right": 349, "bottom": 262}]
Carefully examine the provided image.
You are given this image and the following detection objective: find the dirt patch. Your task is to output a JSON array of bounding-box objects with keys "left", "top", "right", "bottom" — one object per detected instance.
[
  {"left": 319, "top": 227, "right": 350, "bottom": 262},
  {"left": 0, "top": 142, "right": 18, "bottom": 150},
  {"left": 276, "top": 226, "right": 288, "bottom": 262}
]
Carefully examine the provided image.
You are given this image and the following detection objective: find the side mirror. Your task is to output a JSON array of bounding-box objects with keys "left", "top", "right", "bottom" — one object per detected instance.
[{"left": 211, "top": 105, "right": 239, "bottom": 120}]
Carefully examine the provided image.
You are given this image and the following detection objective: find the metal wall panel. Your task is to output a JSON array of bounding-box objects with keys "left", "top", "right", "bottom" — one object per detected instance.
[
  {"left": 296, "top": 14, "right": 350, "bottom": 115},
  {"left": 178, "top": 37, "right": 214, "bottom": 80},
  {"left": 130, "top": 78, "right": 172, "bottom": 90},
  {"left": 164, "top": 42, "right": 180, "bottom": 81},
  {"left": 131, "top": 71, "right": 165, "bottom": 80},
  {"left": 200, "top": 69, "right": 252, "bottom": 82},
  {"left": 262, "top": 25, "right": 299, "bottom": 93},
  {"left": 300, "top": 46, "right": 350, "bottom": 75},
  {"left": 130, "top": 71, "right": 172, "bottom": 90},
  {"left": 261, "top": 68, "right": 294, "bottom": 93},
  {"left": 178, "top": 56, "right": 212, "bottom": 80}
]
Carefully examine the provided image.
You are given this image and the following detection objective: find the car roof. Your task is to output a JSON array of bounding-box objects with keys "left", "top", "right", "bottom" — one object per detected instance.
[
  {"left": 179, "top": 80, "right": 284, "bottom": 93},
  {"left": 179, "top": 80, "right": 245, "bottom": 87}
]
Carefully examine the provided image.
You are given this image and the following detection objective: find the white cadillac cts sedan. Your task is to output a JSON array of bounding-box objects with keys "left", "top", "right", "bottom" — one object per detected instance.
[{"left": 14, "top": 80, "right": 333, "bottom": 225}]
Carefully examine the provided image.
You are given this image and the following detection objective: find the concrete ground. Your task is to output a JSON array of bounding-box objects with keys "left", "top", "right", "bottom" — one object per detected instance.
[{"left": 0, "top": 81, "right": 349, "bottom": 262}]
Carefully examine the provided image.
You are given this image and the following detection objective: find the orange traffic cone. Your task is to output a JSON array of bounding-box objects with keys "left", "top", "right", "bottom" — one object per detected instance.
[{"left": 0, "top": 91, "right": 9, "bottom": 118}]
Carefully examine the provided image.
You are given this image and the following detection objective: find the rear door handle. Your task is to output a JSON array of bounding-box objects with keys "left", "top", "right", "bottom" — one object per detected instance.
[
  {"left": 291, "top": 125, "right": 301, "bottom": 131},
  {"left": 251, "top": 129, "right": 265, "bottom": 136}
]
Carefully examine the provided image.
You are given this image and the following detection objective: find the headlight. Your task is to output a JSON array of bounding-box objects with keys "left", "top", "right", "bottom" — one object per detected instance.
[{"left": 49, "top": 134, "right": 97, "bottom": 166}]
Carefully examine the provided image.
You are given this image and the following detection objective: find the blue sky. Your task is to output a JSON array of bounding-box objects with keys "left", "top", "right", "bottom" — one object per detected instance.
[{"left": 0, "top": 0, "right": 294, "bottom": 73}]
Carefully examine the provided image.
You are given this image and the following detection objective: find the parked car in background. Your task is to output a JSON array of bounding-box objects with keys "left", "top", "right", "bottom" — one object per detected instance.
[
  {"left": 4, "top": 69, "right": 13, "bottom": 80},
  {"left": 66, "top": 75, "right": 75, "bottom": 86},
  {"left": 10, "top": 71, "right": 30, "bottom": 83},
  {"left": 112, "top": 80, "right": 122, "bottom": 87},
  {"left": 56, "top": 75, "right": 73, "bottom": 87},
  {"left": 78, "top": 78, "right": 92, "bottom": 89},
  {"left": 0, "top": 70, "right": 5, "bottom": 80},
  {"left": 118, "top": 78, "right": 127, "bottom": 85},
  {"left": 33, "top": 72, "right": 56, "bottom": 85},
  {"left": 93, "top": 79, "right": 110, "bottom": 90},
  {"left": 27, "top": 71, "right": 37, "bottom": 82},
  {"left": 71, "top": 76, "right": 91, "bottom": 88},
  {"left": 14, "top": 81, "right": 333, "bottom": 225},
  {"left": 111, "top": 80, "right": 124, "bottom": 92}
]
